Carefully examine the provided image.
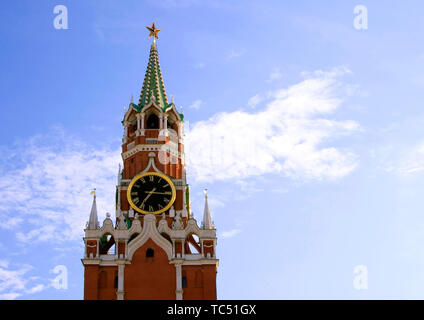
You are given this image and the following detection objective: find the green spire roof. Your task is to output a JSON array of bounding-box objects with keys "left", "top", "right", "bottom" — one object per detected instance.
[
  {"left": 137, "top": 43, "right": 171, "bottom": 111},
  {"left": 122, "top": 41, "right": 185, "bottom": 123}
]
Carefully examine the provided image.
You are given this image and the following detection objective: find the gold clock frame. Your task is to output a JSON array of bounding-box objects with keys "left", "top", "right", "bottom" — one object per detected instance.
[{"left": 127, "top": 172, "right": 176, "bottom": 215}]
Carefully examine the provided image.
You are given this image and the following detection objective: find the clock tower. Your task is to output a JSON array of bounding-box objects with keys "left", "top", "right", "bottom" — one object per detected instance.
[{"left": 81, "top": 23, "right": 218, "bottom": 300}]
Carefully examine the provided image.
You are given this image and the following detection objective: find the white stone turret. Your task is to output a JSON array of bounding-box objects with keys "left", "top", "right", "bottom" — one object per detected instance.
[
  {"left": 202, "top": 189, "right": 213, "bottom": 229},
  {"left": 87, "top": 192, "right": 99, "bottom": 230}
]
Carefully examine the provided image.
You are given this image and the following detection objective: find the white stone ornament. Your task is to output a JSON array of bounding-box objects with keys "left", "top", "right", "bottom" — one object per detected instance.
[
  {"left": 169, "top": 206, "right": 175, "bottom": 217},
  {"left": 117, "top": 216, "right": 127, "bottom": 230},
  {"left": 172, "top": 211, "right": 184, "bottom": 230}
]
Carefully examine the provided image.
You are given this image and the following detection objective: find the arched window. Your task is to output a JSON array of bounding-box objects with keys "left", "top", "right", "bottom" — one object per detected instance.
[
  {"left": 146, "top": 248, "right": 154, "bottom": 258},
  {"left": 146, "top": 114, "right": 159, "bottom": 129},
  {"left": 185, "top": 234, "right": 201, "bottom": 254},
  {"left": 99, "top": 234, "right": 116, "bottom": 255}
]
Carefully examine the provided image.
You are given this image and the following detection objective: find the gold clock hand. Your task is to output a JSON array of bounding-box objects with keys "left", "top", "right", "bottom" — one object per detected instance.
[
  {"left": 140, "top": 188, "right": 156, "bottom": 206},
  {"left": 143, "top": 191, "right": 171, "bottom": 195}
]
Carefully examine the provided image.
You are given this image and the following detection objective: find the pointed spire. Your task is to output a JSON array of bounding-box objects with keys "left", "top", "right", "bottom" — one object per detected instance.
[
  {"left": 87, "top": 189, "right": 99, "bottom": 230},
  {"left": 138, "top": 30, "right": 170, "bottom": 111},
  {"left": 202, "top": 189, "right": 214, "bottom": 229}
]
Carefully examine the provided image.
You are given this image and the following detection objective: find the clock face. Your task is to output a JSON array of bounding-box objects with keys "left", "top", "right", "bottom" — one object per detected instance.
[{"left": 127, "top": 172, "right": 176, "bottom": 215}]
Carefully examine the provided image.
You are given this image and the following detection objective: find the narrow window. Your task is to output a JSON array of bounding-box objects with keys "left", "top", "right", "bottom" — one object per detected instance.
[
  {"left": 114, "top": 275, "right": 118, "bottom": 289},
  {"left": 146, "top": 248, "right": 154, "bottom": 258},
  {"left": 182, "top": 276, "right": 187, "bottom": 288}
]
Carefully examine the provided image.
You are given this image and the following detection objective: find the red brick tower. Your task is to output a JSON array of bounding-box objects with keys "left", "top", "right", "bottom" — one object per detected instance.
[{"left": 81, "top": 23, "right": 218, "bottom": 300}]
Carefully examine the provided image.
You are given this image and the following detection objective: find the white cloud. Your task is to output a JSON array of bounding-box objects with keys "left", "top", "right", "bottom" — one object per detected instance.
[
  {"left": 247, "top": 94, "right": 263, "bottom": 109},
  {"left": 189, "top": 99, "right": 203, "bottom": 110},
  {"left": 226, "top": 49, "right": 246, "bottom": 60},
  {"left": 404, "top": 142, "right": 424, "bottom": 174},
  {"left": 2, "top": 217, "right": 23, "bottom": 230},
  {"left": 220, "top": 229, "right": 242, "bottom": 238},
  {"left": 0, "top": 262, "right": 46, "bottom": 300},
  {"left": 267, "top": 68, "right": 283, "bottom": 82},
  {"left": 185, "top": 68, "right": 359, "bottom": 182},
  {"left": 25, "top": 284, "right": 45, "bottom": 294},
  {"left": 380, "top": 140, "right": 424, "bottom": 175},
  {"left": 0, "top": 129, "right": 121, "bottom": 243},
  {"left": 0, "top": 293, "right": 21, "bottom": 300}
]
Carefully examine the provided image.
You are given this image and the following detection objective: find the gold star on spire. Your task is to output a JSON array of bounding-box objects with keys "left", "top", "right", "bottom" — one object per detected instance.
[{"left": 146, "top": 22, "right": 161, "bottom": 45}]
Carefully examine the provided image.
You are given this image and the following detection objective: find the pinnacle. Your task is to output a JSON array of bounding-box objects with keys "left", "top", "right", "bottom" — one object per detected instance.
[{"left": 137, "top": 44, "right": 171, "bottom": 112}]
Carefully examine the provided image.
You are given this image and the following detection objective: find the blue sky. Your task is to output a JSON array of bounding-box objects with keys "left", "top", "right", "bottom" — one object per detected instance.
[{"left": 1, "top": 0, "right": 424, "bottom": 299}]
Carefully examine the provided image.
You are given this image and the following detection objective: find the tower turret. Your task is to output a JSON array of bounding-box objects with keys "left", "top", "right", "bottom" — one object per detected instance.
[
  {"left": 202, "top": 189, "right": 214, "bottom": 230},
  {"left": 86, "top": 191, "right": 99, "bottom": 230}
]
